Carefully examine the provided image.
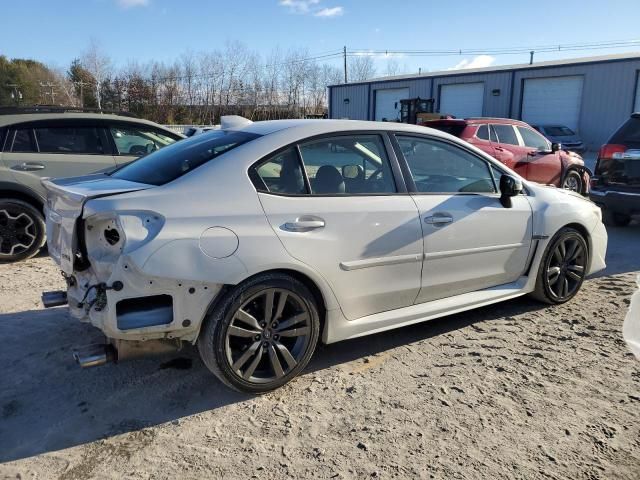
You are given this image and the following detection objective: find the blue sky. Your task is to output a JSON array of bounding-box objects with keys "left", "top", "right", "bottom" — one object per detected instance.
[{"left": 1, "top": 0, "right": 640, "bottom": 75}]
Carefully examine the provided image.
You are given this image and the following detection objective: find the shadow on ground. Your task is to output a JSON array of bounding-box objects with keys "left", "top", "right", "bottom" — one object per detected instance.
[{"left": 0, "top": 294, "right": 545, "bottom": 463}]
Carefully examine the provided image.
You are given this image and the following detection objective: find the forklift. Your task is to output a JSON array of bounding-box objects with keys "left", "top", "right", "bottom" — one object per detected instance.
[{"left": 399, "top": 97, "right": 453, "bottom": 125}]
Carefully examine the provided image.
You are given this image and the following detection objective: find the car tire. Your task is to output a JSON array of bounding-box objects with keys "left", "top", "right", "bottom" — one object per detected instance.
[
  {"left": 562, "top": 170, "right": 584, "bottom": 194},
  {"left": 0, "top": 199, "right": 46, "bottom": 263},
  {"left": 603, "top": 210, "right": 632, "bottom": 227},
  {"left": 531, "top": 227, "right": 589, "bottom": 305},
  {"left": 198, "top": 272, "right": 321, "bottom": 393}
]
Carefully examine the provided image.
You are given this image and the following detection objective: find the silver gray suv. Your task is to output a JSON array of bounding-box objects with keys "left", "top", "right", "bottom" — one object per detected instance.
[{"left": 0, "top": 107, "right": 183, "bottom": 263}]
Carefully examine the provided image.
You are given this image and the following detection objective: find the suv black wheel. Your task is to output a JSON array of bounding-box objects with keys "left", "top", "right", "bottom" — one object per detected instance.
[
  {"left": 603, "top": 210, "right": 632, "bottom": 227},
  {"left": 0, "top": 199, "right": 46, "bottom": 263},
  {"left": 198, "top": 272, "right": 321, "bottom": 393},
  {"left": 531, "top": 227, "right": 588, "bottom": 304},
  {"left": 562, "top": 170, "right": 583, "bottom": 194}
]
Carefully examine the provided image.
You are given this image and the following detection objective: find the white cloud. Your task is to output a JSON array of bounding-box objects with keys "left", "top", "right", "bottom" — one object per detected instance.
[
  {"left": 278, "top": 0, "right": 320, "bottom": 14},
  {"left": 117, "top": 0, "right": 149, "bottom": 8},
  {"left": 314, "top": 6, "right": 343, "bottom": 17},
  {"left": 278, "top": 0, "right": 343, "bottom": 17},
  {"left": 448, "top": 55, "right": 496, "bottom": 71}
]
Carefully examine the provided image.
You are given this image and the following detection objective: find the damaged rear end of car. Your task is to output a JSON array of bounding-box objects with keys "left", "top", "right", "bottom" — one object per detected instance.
[{"left": 40, "top": 127, "right": 261, "bottom": 366}]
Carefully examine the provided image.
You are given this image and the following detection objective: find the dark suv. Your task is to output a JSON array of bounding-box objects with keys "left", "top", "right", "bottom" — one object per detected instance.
[
  {"left": 590, "top": 113, "right": 640, "bottom": 226},
  {"left": 0, "top": 107, "right": 183, "bottom": 262}
]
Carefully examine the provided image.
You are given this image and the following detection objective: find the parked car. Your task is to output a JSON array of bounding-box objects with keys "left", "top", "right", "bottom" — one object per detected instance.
[
  {"left": 42, "top": 117, "right": 607, "bottom": 393},
  {"left": 532, "top": 124, "right": 586, "bottom": 154},
  {"left": 184, "top": 126, "right": 219, "bottom": 137},
  {"left": 590, "top": 113, "right": 640, "bottom": 226},
  {"left": 0, "top": 107, "right": 184, "bottom": 262},
  {"left": 424, "top": 118, "right": 590, "bottom": 195}
]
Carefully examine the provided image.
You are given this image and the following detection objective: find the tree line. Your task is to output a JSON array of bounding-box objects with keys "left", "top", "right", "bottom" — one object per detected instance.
[{"left": 1, "top": 41, "right": 381, "bottom": 125}]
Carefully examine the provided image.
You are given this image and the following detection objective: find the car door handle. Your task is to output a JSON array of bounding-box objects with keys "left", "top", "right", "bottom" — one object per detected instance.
[
  {"left": 11, "top": 162, "right": 45, "bottom": 171},
  {"left": 494, "top": 146, "right": 505, "bottom": 152},
  {"left": 424, "top": 214, "right": 453, "bottom": 225},
  {"left": 283, "top": 216, "right": 326, "bottom": 232}
]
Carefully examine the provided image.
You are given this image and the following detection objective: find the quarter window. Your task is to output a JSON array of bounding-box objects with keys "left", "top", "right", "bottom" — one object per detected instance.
[
  {"left": 298, "top": 135, "right": 396, "bottom": 195},
  {"left": 476, "top": 124, "right": 490, "bottom": 140},
  {"left": 492, "top": 124, "right": 519, "bottom": 146},
  {"left": 11, "top": 129, "right": 37, "bottom": 152},
  {"left": 110, "top": 126, "right": 177, "bottom": 156},
  {"left": 254, "top": 148, "right": 306, "bottom": 194},
  {"left": 517, "top": 126, "right": 549, "bottom": 150},
  {"left": 396, "top": 136, "right": 496, "bottom": 193},
  {"left": 34, "top": 127, "right": 105, "bottom": 154}
]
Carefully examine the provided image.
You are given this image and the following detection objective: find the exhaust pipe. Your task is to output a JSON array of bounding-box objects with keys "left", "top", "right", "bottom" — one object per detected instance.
[{"left": 73, "top": 344, "right": 115, "bottom": 368}]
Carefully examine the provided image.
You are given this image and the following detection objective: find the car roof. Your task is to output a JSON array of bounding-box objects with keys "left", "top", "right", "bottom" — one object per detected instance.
[
  {"left": 232, "top": 118, "right": 449, "bottom": 137},
  {"left": 0, "top": 112, "right": 180, "bottom": 134},
  {"left": 424, "top": 117, "right": 532, "bottom": 127}
]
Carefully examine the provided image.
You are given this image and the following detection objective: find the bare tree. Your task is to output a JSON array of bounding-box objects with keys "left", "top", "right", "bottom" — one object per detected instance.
[
  {"left": 348, "top": 55, "right": 376, "bottom": 82},
  {"left": 384, "top": 58, "right": 400, "bottom": 77},
  {"left": 81, "top": 39, "right": 111, "bottom": 109}
]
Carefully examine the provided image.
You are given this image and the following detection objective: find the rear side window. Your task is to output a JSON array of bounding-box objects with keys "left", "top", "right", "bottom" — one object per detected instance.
[
  {"left": 298, "top": 135, "right": 396, "bottom": 194},
  {"left": 610, "top": 117, "right": 640, "bottom": 145},
  {"left": 11, "top": 129, "right": 37, "bottom": 152},
  {"left": 492, "top": 125, "right": 519, "bottom": 146},
  {"left": 110, "top": 125, "right": 178, "bottom": 156},
  {"left": 34, "top": 127, "right": 105, "bottom": 154},
  {"left": 111, "top": 130, "right": 260, "bottom": 186}
]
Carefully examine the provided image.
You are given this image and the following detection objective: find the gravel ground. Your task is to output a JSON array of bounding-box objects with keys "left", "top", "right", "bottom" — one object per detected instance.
[{"left": 1, "top": 225, "right": 639, "bottom": 480}]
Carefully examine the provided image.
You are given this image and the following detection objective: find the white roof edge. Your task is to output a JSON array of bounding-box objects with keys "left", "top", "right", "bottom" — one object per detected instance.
[{"left": 329, "top": 51, "right": 640, "bottom": 88}]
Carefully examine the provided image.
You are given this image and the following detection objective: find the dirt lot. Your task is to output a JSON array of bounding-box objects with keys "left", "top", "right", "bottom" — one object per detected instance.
[{"left": 1, "top": 224, "right": 639, "bottom": 480}]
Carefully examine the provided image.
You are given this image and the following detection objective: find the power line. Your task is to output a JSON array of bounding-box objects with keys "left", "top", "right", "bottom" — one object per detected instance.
[{"left": 348, "top": 38, "right": 640, "bottom": 58}]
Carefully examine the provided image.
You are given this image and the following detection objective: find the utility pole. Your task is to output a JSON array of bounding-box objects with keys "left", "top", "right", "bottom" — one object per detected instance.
[
  {"left": 343, "top": 46, "right": 348, "bottom": 84},
  {"left": 6, "top": 83, "right": 22, "bottom": 106},
  {"left": 73, "top": 80, "right": 91, "bottom": 107},
  {"left": 529, "top": 51, "right": 535, "bottom": 65},
  {"left": 40, "top": 82, "right": 57, "bottom": 105}
]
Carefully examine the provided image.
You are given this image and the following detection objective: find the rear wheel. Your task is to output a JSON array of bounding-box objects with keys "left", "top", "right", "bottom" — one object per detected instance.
[
  {"left": 198, "top": 272, "right": 320, "bottom": 393},
  {"left": 531, "top": 227, "right": 588, "bottom": 304},
  {"left": 0, "top": 199, "right": 46, "bottom": 263},
  {"left": 562, "top": 170, "right": 584, "bottom": 194}
]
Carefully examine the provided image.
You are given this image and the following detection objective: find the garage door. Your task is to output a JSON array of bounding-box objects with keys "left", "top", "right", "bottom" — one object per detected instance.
[
  {"left": 439, "top": 83, "right": 484, "bottom": 118},
  {"left": 522, "top": 76, "right": 583, "bottom": 131},
  {"left": 375, "top": 88, "right": 409, "bottom": 121}
]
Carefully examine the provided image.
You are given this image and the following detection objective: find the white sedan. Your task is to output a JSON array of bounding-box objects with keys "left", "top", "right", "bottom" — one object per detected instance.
[{"left": 42, "top": 116, "right": 607, "bottom": 392}]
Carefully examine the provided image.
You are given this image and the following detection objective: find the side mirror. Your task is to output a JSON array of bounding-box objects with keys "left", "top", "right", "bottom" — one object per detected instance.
[
  {"left": 551, "top": 142, "right": 562, "bottom": 152},
  {"left": 499, "top": 174, "right": 523, "bottom": 208}
]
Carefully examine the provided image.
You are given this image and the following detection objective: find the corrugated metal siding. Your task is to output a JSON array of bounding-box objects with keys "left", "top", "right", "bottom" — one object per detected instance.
[
  {"left": 513, "top": 60, "right": 640, "bottom": 149},
  {"left": 330, "top": 84, "right": 369, "bottom": 119},
  {"left": 433, "top": 72, "right": 512, "bottom": 117},
  {"left": 329, "top": 57, "right": 640, "bottom": 150}
]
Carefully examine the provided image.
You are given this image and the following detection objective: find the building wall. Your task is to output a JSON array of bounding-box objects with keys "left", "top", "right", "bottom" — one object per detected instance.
[{"left": 329, "top": 57, "right": 640, "bottom": 150}]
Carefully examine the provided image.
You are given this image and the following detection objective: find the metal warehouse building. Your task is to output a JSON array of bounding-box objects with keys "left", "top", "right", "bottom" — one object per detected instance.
[{"left": 328, "top": 52, "right": 640, "bottom": 150}]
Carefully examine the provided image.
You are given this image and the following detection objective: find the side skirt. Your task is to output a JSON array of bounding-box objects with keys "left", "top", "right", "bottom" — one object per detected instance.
[{"left": 324, "top": 276, "right": 531, "bottom": 343}]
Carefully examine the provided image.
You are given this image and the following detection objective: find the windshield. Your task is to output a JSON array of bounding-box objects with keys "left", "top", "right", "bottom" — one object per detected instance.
[
  {"left": 544, "top": 126, "right": 575, "bottom": 136},
  {"left": 111, "top": 130, "right": 260, "bottom": 186}
]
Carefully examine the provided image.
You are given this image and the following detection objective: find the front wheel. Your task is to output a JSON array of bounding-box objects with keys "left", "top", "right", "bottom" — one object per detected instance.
[
  {"left": 198, "top": 272, "right": 320, "bottom": 393},
  {"left": 531, "top": 227, "right": 588, "bottom": 304},
  {"left": 0, "top": 199, "right": 46, "bottom": 263},
  {"left": 562, "top": 170, "right": 584, "bottom": 194}
]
